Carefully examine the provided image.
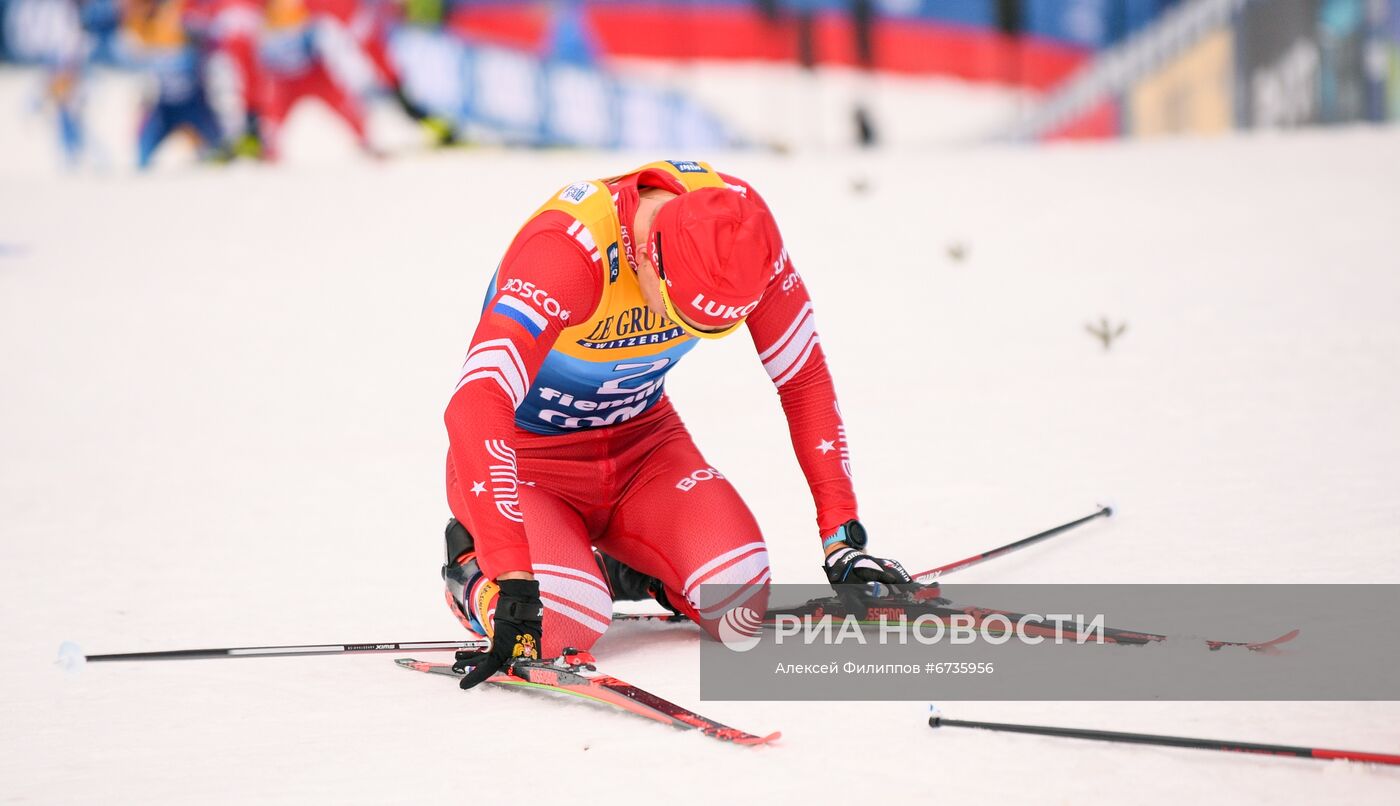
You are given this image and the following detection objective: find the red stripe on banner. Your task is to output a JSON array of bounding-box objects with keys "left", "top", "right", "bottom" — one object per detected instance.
[
  {"left": 590, "top": 7, "right": 796, "bottom": 61},
  {"left": 446, "top": 5, "right": 1088, "bottom": 89},
  {"left": 448, "top": 5, "right": 551, "bottom": 51},
  {"left": 814, "top": 16, "right": 1085, "bottom": 88},
  {"left": 1043, "top": 99, "right": 1121, "bottom": 141}
]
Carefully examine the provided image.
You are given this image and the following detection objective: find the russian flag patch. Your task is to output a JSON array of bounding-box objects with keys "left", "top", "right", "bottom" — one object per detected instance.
[{"left": 493, "top": 295, "right": 548, "bottom": 337}]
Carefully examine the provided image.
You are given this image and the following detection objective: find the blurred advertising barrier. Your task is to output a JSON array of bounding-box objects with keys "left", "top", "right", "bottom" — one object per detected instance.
[
  {"left": 1128, "top": 27, "right": 1233, "bottom": 136},
  {"left": 1005, "top": 0, "right": 1397, "bottom": 141},
  {"left": 1234, "top": 0, "right": 1387, "bottom": 127},
  {"left": 0, "top": 0, "right": 739, "bottom": 151},
  {"left": 1315, "top": 0, "right": 1380, "bottom": 123},
  {"left": 1, "top": 0, "right": 82, "bottom": 64},
  {"left": 1236, "top": 0, "right": 1321, "bottom": 127},
  {"left": 448, "top": 0, "right": 1095, "bottom": 90},
  {"left": 998, "top": 0, "right": 1247, "bottom": 141},
  {"left": 1390, "top": 0, "right": 1400, "bottom": 121},
  {"left": 389, "top": 26, "right": 737, "bottom": 149},
  {"left": 1042, "top": 98, "right": 1120, "bottom": 140}
]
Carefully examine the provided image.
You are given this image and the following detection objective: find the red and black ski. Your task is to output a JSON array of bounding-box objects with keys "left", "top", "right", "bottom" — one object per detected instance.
[
  {"left": 396, "top": 654, "right": 779, "bottom": 746},
  {"left": 613, "top": 591, "right": 1298, "bottom": 653}
]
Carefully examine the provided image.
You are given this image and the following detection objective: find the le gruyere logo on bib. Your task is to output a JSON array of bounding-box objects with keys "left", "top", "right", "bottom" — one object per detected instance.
[
  {"left": 578, "top": 305, "right": 686, "bottom": 350},
  {"left": 559, "top": 182, "right": 597, "bottom": 204}
]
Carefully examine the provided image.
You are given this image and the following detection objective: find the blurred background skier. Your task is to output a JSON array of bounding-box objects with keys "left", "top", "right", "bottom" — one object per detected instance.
[
  {"left": 199, "top": 0, "right": 264, "bottom": 157},
  {"left": 25, "top": 0, "right": 89, "bottom": 168},
  {"left": 119, "top": 0, "right": 229, "bottom": 168},
  {"left": 255, "top": 0, "right": 377, "bottom": 161},
  {"left": 316, "top": 0, "right": 457, "bottom": 146},
  {"left": 42, "top": 59, "right": 86, "bottom": 166}
]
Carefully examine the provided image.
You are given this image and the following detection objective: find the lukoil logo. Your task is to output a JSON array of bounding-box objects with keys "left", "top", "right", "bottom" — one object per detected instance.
[
  {"left": 717, "top": 606, "right": 763, "bottom": 652},
  {"left": 690, "top": 293, "right": 759, "bottom": 321}
]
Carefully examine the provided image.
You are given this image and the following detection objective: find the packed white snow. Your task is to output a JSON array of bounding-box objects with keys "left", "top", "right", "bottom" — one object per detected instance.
[{"left": 2, "top": 72, "right": 1399, "bottom": 801}]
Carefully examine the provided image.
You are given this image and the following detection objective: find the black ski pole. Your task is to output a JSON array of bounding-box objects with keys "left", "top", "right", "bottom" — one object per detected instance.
[
  {"left": 928, "top": 715, "right": 1400, "bottom": 767},
  {"left": 912, "top": 505, "right": 1113, "bottom": 582},
  {"left": 58, "top": 638, "right": 488, "bottom": 668}
]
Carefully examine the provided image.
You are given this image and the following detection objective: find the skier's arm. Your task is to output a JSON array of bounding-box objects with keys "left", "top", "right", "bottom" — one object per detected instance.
[
  {"left": 744, "top": 247, "right": 914, "bottom": 588},
  {"left": 443, "top": 224, "right": 600, "bottom": 579},
  {"left": 717, "top": 174, "right": 859, "bottom": 542},
  {"left": 731, "top": 177, "right": 912, "bottom": 588},
  {"left": 745, "top": 256, "right": 860, "bottom": 541}
]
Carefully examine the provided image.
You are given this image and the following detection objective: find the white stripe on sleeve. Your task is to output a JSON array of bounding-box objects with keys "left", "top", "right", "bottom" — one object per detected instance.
[{"left": 455, "top": 339, "right": 527, "bottom": 407}]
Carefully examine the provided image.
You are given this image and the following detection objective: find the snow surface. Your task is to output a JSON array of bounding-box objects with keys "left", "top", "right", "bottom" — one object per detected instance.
[{"left": 3, "top": 79, "right": 1400, "bottom": 801}]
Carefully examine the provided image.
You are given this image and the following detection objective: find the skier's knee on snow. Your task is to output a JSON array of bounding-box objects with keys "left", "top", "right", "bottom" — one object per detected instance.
[
  {"left": 536, "top": 567, "right": 614, "bottom": 656},
  {"left": 677, "top": 543, "right": 772, "bottom": 643}
]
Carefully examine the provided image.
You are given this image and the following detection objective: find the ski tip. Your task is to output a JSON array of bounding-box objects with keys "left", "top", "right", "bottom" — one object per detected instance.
[
  {"left": 395, "top": 658, "right": 435, "bottom": 672},
  {"left": 56, "top": 641, "right": 86, "bottom": 674},
  {"left": 1249, "top": 628, "right": 1301, "bottom": 652},
  {"left": 735, "top": 730, "right": 781, "bottom": 746}
]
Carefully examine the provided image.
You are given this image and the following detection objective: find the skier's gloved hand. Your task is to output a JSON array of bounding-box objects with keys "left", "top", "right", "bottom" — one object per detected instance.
[
  {"left": 458, "top": 578, "right": 544, "bottom": 690},
  {"left": 823, "top": 520, "right": 913, "bottom": 592}
]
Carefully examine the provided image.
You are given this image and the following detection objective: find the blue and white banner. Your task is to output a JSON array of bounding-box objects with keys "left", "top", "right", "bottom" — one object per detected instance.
[
  {"left": 2, "top": 0, "right": 82, "bottom": 64},
  {"left": 389, "top": 27, "right": 738, "bottom": 150}
]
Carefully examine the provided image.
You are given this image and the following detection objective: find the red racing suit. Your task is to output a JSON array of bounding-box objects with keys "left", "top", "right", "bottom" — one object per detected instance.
[{"left": 445, "top": 160, "right": 858, "bottom": 653}]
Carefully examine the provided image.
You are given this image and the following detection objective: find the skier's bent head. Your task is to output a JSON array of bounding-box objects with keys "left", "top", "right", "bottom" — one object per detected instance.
[{"left": 643, "top": 187, "right": 781, "bottom": 340}]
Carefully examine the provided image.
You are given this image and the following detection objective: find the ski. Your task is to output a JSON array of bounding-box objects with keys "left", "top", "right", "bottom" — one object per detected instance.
[
  {"left": 396, "top": 653, "right": 780, "bottom": 746},
  {"left": 763, "top": 593, "right": 1300, "bottom": 651},
  {"left": 611, "top": 611, "right": 690, "bottom": 623},
  {"left": 613, "top": 590, "right": 1298, "bottom": 652}
]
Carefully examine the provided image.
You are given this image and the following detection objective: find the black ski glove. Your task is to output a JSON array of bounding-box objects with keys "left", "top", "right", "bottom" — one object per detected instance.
[
  {"left": 823, "top": 520, "right": 913, "bottom": 588},
  {"left": 458, "top": 578, "right": 544, "bottom": 690}
]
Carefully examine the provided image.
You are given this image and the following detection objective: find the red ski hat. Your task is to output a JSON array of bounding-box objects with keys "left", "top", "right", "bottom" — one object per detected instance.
[{"left": 649, "top": 187, "right": 779, "bottom": 339}]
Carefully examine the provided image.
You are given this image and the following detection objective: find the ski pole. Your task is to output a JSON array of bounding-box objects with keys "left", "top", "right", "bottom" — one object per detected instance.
[
  {"left": 928, "top": 715, "right": 1400, "bottom": 767},
  {"left": 912, "top": 505, "right": 1113, "bottom": 582},
  {"left": 57, "top": 638, "right": 488, "bottom": 669}
]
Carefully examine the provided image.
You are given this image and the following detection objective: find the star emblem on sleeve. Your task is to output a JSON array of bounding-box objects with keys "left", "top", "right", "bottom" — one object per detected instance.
[
  {"left": 470, "top": 481, "right": 487, "bottom": 496},
  {"left": 816, "top": 439, "right": 835, "bottom": 455}
]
